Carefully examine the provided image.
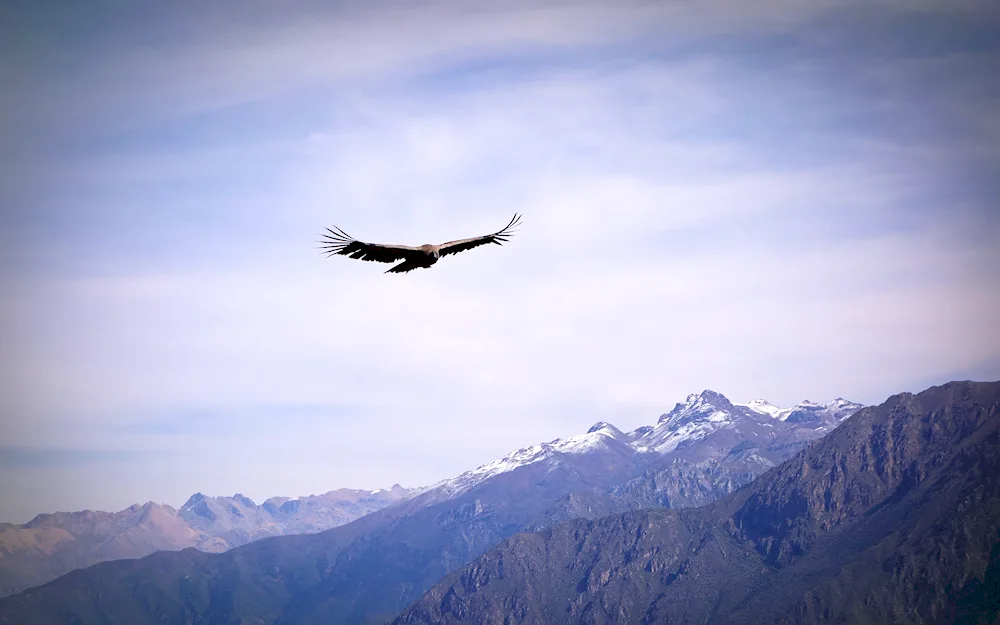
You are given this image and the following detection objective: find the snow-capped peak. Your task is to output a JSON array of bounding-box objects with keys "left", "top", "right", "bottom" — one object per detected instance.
[
  {"left": 638, "top": 390, "right": 767, "bottom": 454},
  {"left": 740, "top": 399, "right": 785, "bottom": 419},
  {"left": 405, "top": 390, "right": 865, "bottom": 504},
  {"left": 657, "top": 390, "right": 735, "bottom": 425},
  {"left": 823, "top": 398, "right": 865, "bottom": 420},
  {"left": 587, "top": 421, "right": 625, "bottom": 438},
  {"left": 738, "top": 397, "right": 864, "bottom": 424},
  {"left": 412, "top": 427, "right": 625, "bottom": 500}
]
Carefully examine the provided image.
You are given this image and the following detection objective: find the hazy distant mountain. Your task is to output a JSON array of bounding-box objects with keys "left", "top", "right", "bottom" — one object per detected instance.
[
  {"left": 395, "top": 381, "right": 999, "bottom": 625},
  {"left": 0, "top": 485, "right": 409, "bottom": 598},
  {"left": 0, "top": 391, "right": 862, "bottom": 624}
]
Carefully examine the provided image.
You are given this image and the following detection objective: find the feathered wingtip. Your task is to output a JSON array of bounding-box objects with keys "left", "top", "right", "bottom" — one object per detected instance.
[
  {"left": 317, "top": 225, "right": 356, "bottom": 257},
  {"left": 492, "top": 213, "right": 522, "bottom": 245}
]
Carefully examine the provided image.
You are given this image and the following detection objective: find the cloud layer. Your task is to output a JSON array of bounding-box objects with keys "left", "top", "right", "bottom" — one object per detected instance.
[{"left": 1, "top": 0, "right": 998, "bottom": 522}]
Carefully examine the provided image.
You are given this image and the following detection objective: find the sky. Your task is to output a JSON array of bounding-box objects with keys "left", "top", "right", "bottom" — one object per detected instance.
[{"left": 1, "top": 0, "right": 998, "bottom": 524}]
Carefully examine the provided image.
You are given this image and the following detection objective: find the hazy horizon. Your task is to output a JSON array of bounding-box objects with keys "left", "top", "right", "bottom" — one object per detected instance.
[
  {"left": 2, "top": 0, "right": 999, "bottom": 524},
  {"left": 2, "top": 387, "right": 894, "bottom": 522}
]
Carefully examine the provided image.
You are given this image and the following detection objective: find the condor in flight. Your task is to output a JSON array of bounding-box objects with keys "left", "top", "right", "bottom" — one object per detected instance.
[{"left": 319, "top": 214, "right": 522, "bottom": 274}]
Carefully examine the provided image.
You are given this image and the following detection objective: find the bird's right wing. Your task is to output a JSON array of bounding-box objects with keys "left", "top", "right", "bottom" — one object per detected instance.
[
  {"left": 319, "top": 227, "right": 421, "bottom": 264},
  {"left": 437, "top": 213, "right": 522, "bottom": 257}
]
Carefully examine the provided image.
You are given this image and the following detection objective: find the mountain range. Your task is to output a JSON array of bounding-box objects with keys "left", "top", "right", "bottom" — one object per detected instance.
[
  {"left": 0, "top": 391, "right": 864, "bottom": 624},
  {"left": 0, "top": 485, "right": 409, "bottom": 598},
  {"left": 395, "top": 380, "right": 1000, "bottom": 624},
  {"left": 409, "top": 392, "right": 862, "bottom": 503}
]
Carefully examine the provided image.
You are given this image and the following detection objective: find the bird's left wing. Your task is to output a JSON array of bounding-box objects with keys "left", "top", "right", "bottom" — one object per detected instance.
[
  {"left": 438, "top": 213, "right": 522, "bottom": 257},
  {"left": 319, "top": 227, "right": 421, "bottom": 264}
]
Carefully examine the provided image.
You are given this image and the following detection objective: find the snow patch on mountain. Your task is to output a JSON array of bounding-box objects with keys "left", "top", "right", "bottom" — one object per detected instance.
[
  {"left": 410, "top": 428, "right": 627, "bottom": 500},
  {"left": 587, "top": 421, "right": 625, "bottom": 438},
  {"left": 410, "top": 390, "right": 865, "bottom": 502},
  {"left": 737, "top": 397, "right": 864, "bottom": 424},
  {"left": 740, "top": 399, "right": 786, "bottom": 419}
]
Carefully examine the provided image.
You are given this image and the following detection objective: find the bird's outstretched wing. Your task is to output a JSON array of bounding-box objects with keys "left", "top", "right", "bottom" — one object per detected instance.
[
  {"left": 438, "top": 213, "right": 522, "bottom": 258},
  {"left": 318, "top": 227, "right": 421, "bottom": 264}
]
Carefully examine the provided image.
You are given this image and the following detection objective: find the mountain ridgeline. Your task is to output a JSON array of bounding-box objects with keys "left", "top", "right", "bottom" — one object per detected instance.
[
  {"left": 0, "top": 486, "right": 409, "bottom": 598},
  {"left": 0, "top": 391, "right": 861, "bottom": 624},
  {"left": 395, "top": 380, "right": 1000, "bottom": 625}
]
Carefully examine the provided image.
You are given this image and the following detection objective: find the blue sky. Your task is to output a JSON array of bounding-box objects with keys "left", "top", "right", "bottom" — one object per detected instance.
[{"left": 1, "top": 0, "right": 998, "bottom": 523}]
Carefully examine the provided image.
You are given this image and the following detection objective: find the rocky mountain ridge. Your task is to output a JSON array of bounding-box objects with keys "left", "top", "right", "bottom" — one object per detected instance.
[
  {"left": 408, "top": 391, "right": 863, "bottom": 502},
  {"left": 394, "top": 380, "right": 1000, "bottom": 625}
]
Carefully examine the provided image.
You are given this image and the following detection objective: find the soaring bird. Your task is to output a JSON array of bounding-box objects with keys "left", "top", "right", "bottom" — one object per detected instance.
[{"left": 319, "top": 214, "right": 522, "bottom": 273}]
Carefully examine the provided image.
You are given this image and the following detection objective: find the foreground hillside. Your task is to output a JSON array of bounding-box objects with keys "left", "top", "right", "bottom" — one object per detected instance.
[
  {"left": 395, "top": 380, "right": 1000, "bottom": 625},
  {"left": 0, "top": 391, "right": 856, "bottom": 624},
  {"left": 0, "top": 486, "right": 409, "bottom": 597}
]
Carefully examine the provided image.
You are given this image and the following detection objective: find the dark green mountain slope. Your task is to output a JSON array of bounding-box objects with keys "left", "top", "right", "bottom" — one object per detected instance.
[{"left": 395, "top": 380, "right": 1000, "bottom": 625}]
